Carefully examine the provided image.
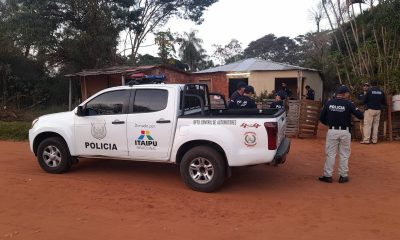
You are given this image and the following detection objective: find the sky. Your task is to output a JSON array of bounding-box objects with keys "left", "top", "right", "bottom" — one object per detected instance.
[{"left": 132, "top": 0, "right": 324, "bottom": 58}]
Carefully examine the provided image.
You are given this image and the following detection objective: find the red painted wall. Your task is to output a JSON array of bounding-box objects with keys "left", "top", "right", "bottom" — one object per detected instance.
[{"left": 78, "top": 67, "right": 227, "bottom": 100}]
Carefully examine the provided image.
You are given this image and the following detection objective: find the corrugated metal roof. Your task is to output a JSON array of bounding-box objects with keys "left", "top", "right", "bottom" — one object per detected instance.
[
  {"left": 65, "top": 65, "right": 157, "bottom": 77},
  {"left": 196, "top": 58, "right": 319, "bottom": 73},
  {"left": 65, "top": 65, "right": 189, "bottom": 77}
]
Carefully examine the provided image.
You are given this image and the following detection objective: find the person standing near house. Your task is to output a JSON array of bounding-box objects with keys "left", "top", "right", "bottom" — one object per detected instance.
[
  {"left": 358, "top": 82, "right": 370, "bottom": 102},
  {"left": 270, "top": 94, "right": 284, "bottom": 109},
  {"left": 356, "top": 82, "right": 370, "bottom": 139},
  {"left": 277, "top": 82, "right": 292, "bottom": 100},
  {"left": 361, "top": 80, "right": 387, "bottom": 144},
  {"left": 234, "top": 86, "right": 256, "bottom": 109},
  {"left": 304, "top": 85, "right": 315, "bottom": 100},
  {"left": 319, "top": 86, "right": 364, "bottom": 183},
  {"left": 229, "top": 82, "right": 247, "bottom": 108}
]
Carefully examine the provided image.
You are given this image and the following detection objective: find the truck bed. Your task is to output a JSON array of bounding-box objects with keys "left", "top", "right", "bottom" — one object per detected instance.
[{"left": 180, "top": 108, "right": 284, "bottom": 118}]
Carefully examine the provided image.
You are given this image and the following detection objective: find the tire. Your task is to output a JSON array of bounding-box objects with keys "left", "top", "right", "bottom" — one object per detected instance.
[
  {"left": 36, "top": 137, "right": 72, "bottom": 174},
  {"left": 180, "top": 146, "right": 226, "bottom": 192}
]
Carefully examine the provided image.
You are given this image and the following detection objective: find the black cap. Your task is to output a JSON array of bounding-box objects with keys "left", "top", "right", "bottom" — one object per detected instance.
[
  {"left": 244, "top": 85, "right": 255, "bottom": 94},
  {"left": 237, "top": 82, "right": 247, "bottom": 89},
  {"left": 336, "top": 85, "right": 350, "bottom": 94},
  {"left": 363, "top": 82, "right": 370, "bottom": 86}
]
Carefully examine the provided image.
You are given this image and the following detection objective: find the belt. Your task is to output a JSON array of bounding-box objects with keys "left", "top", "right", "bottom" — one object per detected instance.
[{"left": 329, "top": 126, "right": 350, "bottom": 131}]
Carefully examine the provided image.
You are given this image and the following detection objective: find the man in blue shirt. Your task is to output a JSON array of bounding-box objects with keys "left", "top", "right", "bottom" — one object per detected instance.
[
  {"left": 233, "top": 86, "right": 256, "bottom": 109},
  {"left": 319, "top": 86, "right": 364, "bottom": 183},
  {"left": 304, "top": 85, "right": 315, "bottom": 100},
  {"left": 361, "top": 80, "right": 386, "bottom": 144},
  {"left": 228, "top": 82, "right": 247, "bottom": 108},
  {"left": 270, "top": 94, "right": 284, "bottom": 109},
  {"left": 277, "top": 82, "right": 292, "bottom": 100}
]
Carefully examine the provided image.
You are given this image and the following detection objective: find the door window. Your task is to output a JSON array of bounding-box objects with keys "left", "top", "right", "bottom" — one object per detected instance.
[
  {"left": 86, "top": 90, "right": 130, "bottom": 116},
  {"left": 132, "top": 89, "right": 168, "bottom": 113}
]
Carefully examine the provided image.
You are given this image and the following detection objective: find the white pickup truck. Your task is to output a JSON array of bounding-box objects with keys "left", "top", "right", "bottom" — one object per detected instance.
[{"left": 29, "top": 83, "right": 290, "bottom": 192}]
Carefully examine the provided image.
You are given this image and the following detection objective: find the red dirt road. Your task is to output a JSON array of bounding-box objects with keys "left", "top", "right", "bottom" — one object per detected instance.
[{"left": 0, "top": 136, "right": 399, "bottom": 240}]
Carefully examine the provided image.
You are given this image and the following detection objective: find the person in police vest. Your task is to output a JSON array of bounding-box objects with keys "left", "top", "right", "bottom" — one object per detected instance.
[
  {"left": 234, "top": 86, "right": 256, "bottom": 109},
  {"left": 228, "top": 82, "right": 247, "bottom": 108},
  {"left": 270, "top": 94, "right": 284, "bottom": 109},
  {"left": 360, "top": 80, "right": 386, "bottom": 144},
  {"left": 277, "top": 82, "right": 292, "bottom": 100},
  {"left": 319, "top": 86, "right": 364, "bottom": 183}
]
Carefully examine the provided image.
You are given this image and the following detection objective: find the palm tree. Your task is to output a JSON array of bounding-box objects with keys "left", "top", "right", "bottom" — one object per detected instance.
[{"left": 177, "top": 30, "right": 206, "bottom": 71}]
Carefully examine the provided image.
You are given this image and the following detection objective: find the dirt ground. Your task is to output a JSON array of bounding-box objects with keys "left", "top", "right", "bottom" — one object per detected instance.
[{"left": 1, "top": 130, "right": 400, "bottom": 240}]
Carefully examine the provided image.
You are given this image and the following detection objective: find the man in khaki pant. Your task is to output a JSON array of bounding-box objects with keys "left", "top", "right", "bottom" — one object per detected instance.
[
  {"left": 319, "top": 86, "right": 364, "bottom": 183},
  {"left": 361, "top": 80, "right": 386, "bottom": 144}
]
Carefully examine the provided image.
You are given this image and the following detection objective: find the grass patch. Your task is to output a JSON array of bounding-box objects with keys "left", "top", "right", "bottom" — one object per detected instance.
[{"left": 0, "top": 121, "right": 31, "bottom": 141}]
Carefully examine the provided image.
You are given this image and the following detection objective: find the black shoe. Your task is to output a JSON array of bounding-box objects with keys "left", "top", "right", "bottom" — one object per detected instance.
[
  {"left": 339, "top": 176, "right": 349, "bottom": 183},
  {"left": 318, "top": 176, "right": 333, "bottom": 183}
]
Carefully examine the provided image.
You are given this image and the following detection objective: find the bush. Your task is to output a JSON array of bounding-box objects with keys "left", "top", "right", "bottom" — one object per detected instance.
[{"left": 0, "top": 121, "right": 31, "bottom": 140}]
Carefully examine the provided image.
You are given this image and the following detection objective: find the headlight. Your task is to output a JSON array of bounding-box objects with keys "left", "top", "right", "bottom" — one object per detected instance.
[{"left": 31, "top": 118, "right": 39, "bottom": 128}]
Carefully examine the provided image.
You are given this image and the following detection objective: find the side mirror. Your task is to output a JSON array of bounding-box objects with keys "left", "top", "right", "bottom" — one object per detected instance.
[{"left": 76, "top": 105, "right": 85, "bottom": 116}]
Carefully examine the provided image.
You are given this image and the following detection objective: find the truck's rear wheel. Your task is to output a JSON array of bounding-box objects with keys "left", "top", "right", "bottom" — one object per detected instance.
[
  {"left": 180, "top": 146, "right": 226, "bottom": 192},
  {"left": 37, "top": 137, "right": 72, "bottom": 173}
]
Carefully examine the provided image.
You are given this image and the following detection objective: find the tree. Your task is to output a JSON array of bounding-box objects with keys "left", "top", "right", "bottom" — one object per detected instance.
[
  {"left": 154, "top": 29, "right": 176, "bottom": 63},
  {"left": 123, "top": 0, "right": 218, "bottom": 62},
  {"left": 321, "top": 0, "right": 400, "bottom": 91},
  {"left": 243, "top": 34, "right": 302, "bottom": 65},
  {"left": 308, "top": 2, "right": 325, "bottom": 32},
  {"left": 177, "top": 30, "right": 207, "bottom": 71},
  {"left": 212, "top": 39, "right": 244, "bottom": 65}
]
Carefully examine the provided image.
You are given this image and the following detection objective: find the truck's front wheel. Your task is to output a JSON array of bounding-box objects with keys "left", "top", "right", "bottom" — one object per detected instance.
[
  {"left": 180, "top": 146, "right": 226, "bottom": 192},
  {"left": 37, "top": 137, "right": 72, "bottom": 174}
]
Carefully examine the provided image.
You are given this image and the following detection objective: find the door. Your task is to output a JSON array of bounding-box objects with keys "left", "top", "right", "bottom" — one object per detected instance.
[
  {"left": 126, "top": 88, "right": 176, "bottom": 160},
  {"left": 74, "top": 89, "right": 131, "bottom": 158},
  {"left": 274, "top": 78, "right": 298, "bottom": 100}
]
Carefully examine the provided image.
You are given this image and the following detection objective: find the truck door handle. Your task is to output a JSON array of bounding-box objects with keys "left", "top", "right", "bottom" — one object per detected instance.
[
  {"left": 112, "top": 120, "right": 125, "bottom": 124},
  {"left": 156, "top": 119, "right": 171, "bottom": 124}
]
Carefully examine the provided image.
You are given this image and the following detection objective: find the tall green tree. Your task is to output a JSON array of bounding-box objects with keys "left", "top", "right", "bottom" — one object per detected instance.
[
  {"left": 243, "top": 34, "right": 302, "bottom": 65},
  {"left": 122, "top": 0, "right": 218, "bottom": 62},
  {"left": 177, "top": 30, "right": 207, "bottom": 71},
  {"left": 212, "top": 39, "right": 244, "bottom": 65},
  {"left": 154, "top": 29, "right": 176, "bottom": 63}
]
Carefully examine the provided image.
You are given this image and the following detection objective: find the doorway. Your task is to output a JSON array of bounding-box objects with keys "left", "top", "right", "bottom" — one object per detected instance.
[{"left": 275, "top": 78, "right": 298, "bottom": 99}]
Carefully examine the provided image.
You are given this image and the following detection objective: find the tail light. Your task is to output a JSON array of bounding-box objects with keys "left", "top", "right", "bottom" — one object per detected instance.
[{"left": 265, "top": 122, "right": 278, "bottom": 150}]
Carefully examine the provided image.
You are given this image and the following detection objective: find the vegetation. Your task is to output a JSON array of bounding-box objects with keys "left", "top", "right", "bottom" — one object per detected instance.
[
  {"left": 0, "top": 121, "right": 31, "bottom": 140},
  {"left": 176, "top": 30, "right": 212, "bottom": 72},
  {"left": 1, "top": 0, "right": 399, "bottom": 126}
]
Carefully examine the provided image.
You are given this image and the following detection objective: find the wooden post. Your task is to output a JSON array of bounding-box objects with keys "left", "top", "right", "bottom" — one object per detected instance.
[
  {"left": 122, "top": 74, "right": 125, "bottom": 86},
  {"left": 387, "top": 95, "right": 393, "bottom": 141},
  {"left": 68, "top": 77, "right": 72, "bottom": 111}
]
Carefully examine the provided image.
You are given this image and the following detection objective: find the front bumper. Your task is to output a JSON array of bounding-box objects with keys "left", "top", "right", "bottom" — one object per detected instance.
[{"left": 272, "top": 138, "right": 291, "bottom": 165}]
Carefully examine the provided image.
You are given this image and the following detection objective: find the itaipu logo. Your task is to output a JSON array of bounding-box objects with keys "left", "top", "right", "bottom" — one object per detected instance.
[{"left": 135, "top": 130, "right": 158, "bottom": 147}]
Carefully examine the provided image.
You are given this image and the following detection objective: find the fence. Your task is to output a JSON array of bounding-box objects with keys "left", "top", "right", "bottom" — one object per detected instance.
[{"left": 284, "top": 100, "right": 322, "bottom": 138}]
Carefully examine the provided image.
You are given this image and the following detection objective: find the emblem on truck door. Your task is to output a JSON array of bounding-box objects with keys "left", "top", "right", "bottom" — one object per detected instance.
[
  {"left": 91, "top": 121, "right": 107, "bottom": 140},
  {"left": 135, "top": 130, "right": 158, "bottom": 150},
  {"left": 244, "top": 132, "right": 257, "bottom": 147}
]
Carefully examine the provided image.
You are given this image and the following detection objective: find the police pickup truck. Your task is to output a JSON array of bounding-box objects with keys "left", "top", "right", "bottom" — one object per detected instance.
[{"left": 29, "top": 84, "right": 290, "bottom": 192}]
